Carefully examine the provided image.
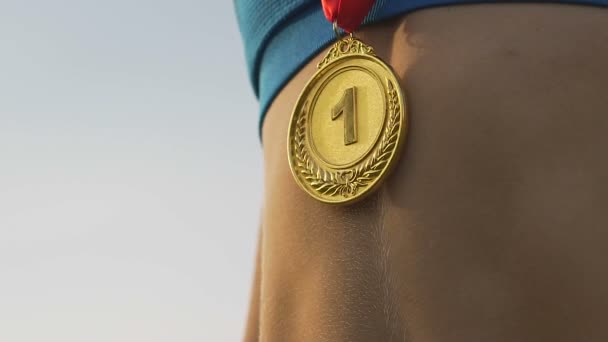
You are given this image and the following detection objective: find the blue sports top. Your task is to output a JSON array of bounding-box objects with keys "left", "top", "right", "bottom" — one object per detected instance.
[{"left": 234, "top": 0, "right": 608, "bottom": 134}]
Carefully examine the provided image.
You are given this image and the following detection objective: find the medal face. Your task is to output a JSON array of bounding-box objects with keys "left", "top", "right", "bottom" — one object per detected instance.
[{"left": 288, "top": 37, "right": 408, "bottom": 204}]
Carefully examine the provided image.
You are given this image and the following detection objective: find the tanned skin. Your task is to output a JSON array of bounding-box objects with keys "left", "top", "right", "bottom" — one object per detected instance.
[{"left": 245, "top": 4, "right": 608, "bottom": 341}]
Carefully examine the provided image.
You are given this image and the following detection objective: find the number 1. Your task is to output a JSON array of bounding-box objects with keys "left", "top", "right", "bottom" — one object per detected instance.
[{"left": 331, "top": 87, "right": 358, "bottom": 145}]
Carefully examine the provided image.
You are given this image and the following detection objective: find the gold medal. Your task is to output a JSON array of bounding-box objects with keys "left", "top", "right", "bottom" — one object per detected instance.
[{"left": 287, "top": 37, "right": 408, "bottom": 204}]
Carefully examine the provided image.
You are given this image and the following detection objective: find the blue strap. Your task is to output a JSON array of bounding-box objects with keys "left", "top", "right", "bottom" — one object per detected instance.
[{"left": 234, "top": 0, "right": 608, "bottom": 138}]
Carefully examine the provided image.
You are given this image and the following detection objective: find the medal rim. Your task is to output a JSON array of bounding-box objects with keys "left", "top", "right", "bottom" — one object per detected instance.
[{"left": 287, "top": 38, "right": 408, "bottom": 205}]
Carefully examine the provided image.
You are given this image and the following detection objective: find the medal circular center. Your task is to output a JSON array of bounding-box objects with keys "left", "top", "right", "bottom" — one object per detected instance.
[{"left": 309, "top": 65, "right": 385, "bottom": 168}]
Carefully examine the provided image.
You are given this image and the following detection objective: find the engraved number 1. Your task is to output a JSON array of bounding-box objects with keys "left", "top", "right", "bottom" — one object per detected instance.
[{"left": 331, "top": 87, "right": 358, "bottom": 145}]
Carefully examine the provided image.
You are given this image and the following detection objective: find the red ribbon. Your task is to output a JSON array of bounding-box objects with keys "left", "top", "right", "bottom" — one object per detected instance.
[{"left": 321, "top": 0, "right": 376, "bottom": 33}]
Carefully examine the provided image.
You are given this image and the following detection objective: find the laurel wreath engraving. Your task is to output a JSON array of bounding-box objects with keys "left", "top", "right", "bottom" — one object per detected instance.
[{"left": 292, "top": 80, "right": 401, "bottom": 198}]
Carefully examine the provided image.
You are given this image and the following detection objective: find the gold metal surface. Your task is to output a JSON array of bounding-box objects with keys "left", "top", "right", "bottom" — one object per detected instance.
[{"left": 287, "top": 37, "right": 408, "bottom": 204}]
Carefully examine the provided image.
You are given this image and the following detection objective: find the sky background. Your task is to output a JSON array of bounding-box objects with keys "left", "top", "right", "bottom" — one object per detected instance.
[{"left": 0, "top": 1, "right": 261, "bottom": 341}]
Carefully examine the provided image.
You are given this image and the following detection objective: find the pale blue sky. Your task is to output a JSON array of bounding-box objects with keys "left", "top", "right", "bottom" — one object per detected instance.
[{"left": 0, "top": 1, "right": 261, "bottom": 341}]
